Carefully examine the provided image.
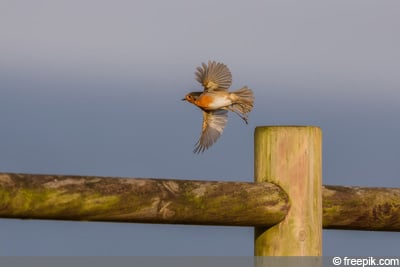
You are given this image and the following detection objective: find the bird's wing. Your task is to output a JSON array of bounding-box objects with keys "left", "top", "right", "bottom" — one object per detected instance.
[
  {"left": 195, "top": 61, "right": 232, "bottom": 92},
  {"left": 194, "top": 110, "right": 228, "bottom": 153}
]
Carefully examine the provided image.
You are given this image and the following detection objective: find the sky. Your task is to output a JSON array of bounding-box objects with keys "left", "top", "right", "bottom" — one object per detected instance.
[{"left": 0, "top": 0, "right": 399, "bottom": 256}]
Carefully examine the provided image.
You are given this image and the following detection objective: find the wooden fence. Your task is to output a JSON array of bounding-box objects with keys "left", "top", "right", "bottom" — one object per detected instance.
[{"left": 0, "top": 126, "right": 399, "bottom": 256}]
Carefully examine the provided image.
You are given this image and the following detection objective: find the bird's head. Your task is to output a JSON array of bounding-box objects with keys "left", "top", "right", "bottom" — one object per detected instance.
[{"left": 182, "top": 92, "right": 202, "bottom": 104}]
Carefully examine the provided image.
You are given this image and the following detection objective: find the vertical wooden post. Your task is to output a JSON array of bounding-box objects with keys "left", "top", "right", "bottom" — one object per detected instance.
[{"left": 254, "top": 126, "right": 322, "bottom": 256}]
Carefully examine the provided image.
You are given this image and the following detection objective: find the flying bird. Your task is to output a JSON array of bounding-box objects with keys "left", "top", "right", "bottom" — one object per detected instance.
[{"left": 182, "top": 61, "right": 254, "bottom": 153}]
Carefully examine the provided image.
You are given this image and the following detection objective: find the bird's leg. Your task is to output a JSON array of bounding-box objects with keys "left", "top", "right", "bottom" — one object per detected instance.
[{"left": 226, "top": 106, "right": 248, "bottom": 124}]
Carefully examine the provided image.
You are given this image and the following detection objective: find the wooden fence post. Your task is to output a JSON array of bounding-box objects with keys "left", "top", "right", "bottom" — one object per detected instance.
[{"left": 254, "top": 126, "right": 322, "bottom": 256}]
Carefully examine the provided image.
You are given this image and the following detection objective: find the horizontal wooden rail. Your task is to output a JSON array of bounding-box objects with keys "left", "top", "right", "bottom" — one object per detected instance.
[
  {"left": 323, "top": 185, "right": 400, "bottom": 231},
  {"left": 0, "top": 173, "right": 399, "bottom": 231},
  {"left": 0, "top": 173, "right": 289, "bottom": 227}
]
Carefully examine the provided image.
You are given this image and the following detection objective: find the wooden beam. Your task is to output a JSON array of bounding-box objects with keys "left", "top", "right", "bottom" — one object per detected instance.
[
  {"left": 254, "top": 126, "right": 322, "bottom": 256},
  {"left": 0, "top": 172, "right": 289, "bottom": 227},
  {"left": 1, "top": 173, "right": 399, "bottom": 231},
  {"left": 323, "top": 185, "right": 400, "bottom": 231}
]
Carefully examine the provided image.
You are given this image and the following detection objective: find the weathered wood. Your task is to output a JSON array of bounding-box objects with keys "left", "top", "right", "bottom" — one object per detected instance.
[
  {"left": 323, "top": 185, "right": 400, "bottom": 231},
  {"left": 254, "top": 126, "right": 322, "bottom": 256},
  {"left": 1, "top": 173, "right": 400, "bottom": 231},
  {"left": 0, "top": 172, "right": 289, "bottom": 227}
]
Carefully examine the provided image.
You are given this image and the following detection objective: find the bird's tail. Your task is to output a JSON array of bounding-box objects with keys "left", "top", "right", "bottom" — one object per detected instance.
[{"left": 229, "top": 86, "right": 254, "bottom": 123}]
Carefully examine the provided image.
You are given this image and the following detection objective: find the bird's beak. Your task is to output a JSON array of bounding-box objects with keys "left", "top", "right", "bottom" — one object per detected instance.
[{"left": 181, "top": 98, "right": 186, "bottom": 101}]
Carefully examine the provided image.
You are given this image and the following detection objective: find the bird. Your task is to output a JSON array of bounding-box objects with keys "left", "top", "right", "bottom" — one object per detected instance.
[{"left": 182, "top": 61, "right": 254, "bottom": 153}]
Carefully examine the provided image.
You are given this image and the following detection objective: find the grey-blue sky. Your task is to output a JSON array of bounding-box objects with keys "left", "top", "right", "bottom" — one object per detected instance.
[{"left": 0, "top": 0, "right": 399, "bottom": 255}]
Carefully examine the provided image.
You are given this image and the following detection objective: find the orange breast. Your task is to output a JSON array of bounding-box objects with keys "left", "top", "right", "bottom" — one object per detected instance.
[{"left": 195, "top": 94, "right": 214, "bottom": 109}]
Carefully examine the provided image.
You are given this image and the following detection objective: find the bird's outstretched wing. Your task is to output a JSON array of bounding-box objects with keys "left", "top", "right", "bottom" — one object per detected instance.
[
  {"left": 194, "top": 110, "right": 228, "bottom": 153},
  {"left": 195, "top": 61, "right": 232, "bottom": 92}
]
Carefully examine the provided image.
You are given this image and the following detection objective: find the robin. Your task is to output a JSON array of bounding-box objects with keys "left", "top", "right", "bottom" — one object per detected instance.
[{"left": 182, "top": 61, "right": 254, "bottom": 153}]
